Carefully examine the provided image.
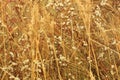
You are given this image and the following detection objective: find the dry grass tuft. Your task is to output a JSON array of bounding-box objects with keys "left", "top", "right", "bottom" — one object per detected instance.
[{"left": 0, "top": 0, "right": 120, "bottom": 80}]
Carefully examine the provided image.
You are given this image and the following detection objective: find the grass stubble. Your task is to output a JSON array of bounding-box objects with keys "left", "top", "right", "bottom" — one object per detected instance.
[{"left": 0, "top": 0, "right": 120, "bottom": 80}]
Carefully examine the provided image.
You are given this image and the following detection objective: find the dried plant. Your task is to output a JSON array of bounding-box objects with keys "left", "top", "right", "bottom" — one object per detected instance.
[{"left": 0, "top": 0, "right": 120, "bottom": 80}]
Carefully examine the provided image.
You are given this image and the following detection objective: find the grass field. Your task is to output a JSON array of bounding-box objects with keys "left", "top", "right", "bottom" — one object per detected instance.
[{"left": 0, "top": 0, "right": 120, "bottom": 80}]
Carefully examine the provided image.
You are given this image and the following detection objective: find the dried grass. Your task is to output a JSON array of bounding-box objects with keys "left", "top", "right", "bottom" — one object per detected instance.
[{"left": 0, "top": 0, "right": 120, "bottom": 80}]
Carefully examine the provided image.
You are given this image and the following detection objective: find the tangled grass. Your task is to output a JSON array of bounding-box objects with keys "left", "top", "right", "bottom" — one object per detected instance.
[{"left": 0, "top": 0, "right": 120, "bottom": 80}]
